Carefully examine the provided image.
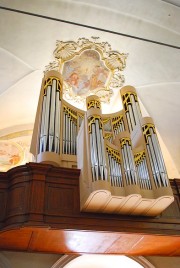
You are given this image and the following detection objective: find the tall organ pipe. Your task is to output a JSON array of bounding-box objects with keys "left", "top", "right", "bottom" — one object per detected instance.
[
  {"left": 112, "top": 115, "right": 125, "bottom": 136},
  {"left": 134, "top": 151, "right": 152, "bottom": 190},
  {"left": 143, "top": 121, "right": 168, "bottom": 188},
  {"left": 106, "top": 145, "right": 123, "bottom": 187},
  {"left": 87, "top": 96, "right": 107, "bottom": 181},
  {"left": 63, "top": 106, "right": 77, "bottom": 155},
  {"left": 39, "top": 75, "right": 61, "bottom": 154},
  {"left": 121, "top": 86, "right": 142, "bottom": 133},
  {"left": 120, "top": 137, "right": 138, "bottom": 185}
]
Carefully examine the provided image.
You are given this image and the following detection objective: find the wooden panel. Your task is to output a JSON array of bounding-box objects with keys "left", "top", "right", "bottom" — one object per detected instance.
[
  {"left": 28, "top": 175, "right": 46, "bottom": 222},
  {"left": 0, "top": 191, "right": 7, "bottom": 222},
  {"left": 29, "top": 180, "right": 45, "bottom": 212},
  {"left": 45, "top": 186, "right": 75, "bottom": 214},
  {"left": 7, "top": 186, "right": 26, "bottom": 215},
  {"left": 0, "top": 163, "right": 179, "bottom": 256}
]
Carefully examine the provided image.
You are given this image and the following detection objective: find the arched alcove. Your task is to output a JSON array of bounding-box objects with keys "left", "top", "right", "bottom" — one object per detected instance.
[{"left": 51, "top": 255, "right": 155, "bottom": 268}]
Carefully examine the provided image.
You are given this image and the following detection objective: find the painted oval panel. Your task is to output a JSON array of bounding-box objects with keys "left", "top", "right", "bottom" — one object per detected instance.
[
  {"left": 63, "top": 50, "right": 109, "bottom": 97},
  {"left": 0, "top": 140, "right": 24, "bottom": 171}
]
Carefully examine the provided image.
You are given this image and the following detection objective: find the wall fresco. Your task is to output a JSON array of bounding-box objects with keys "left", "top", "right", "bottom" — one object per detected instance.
[
  {"left": 0, "top": 133, "right": 33, "bottom": 172},
  {"left": 63, "top": 50, "right": 109, "bottom": 97}
]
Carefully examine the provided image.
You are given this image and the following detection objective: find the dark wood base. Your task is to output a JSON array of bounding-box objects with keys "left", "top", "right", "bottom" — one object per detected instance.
[{"left": 0, "top": 163, "right": 180, "bottom": 255}]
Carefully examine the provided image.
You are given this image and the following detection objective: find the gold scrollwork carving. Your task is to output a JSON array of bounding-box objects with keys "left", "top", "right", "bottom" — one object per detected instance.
[
  {"left": 112, "top": 115, "right": 124, "bottom": 131},
  {"left": 122, "top": 92, "right": 138, "bottom": 112},
  {"left": 54, "top": 37, "right": 127, "bottom": 69},
  {"left": 106, "top": 145, "right": 121, "bottom": 163},
  {"left": 87, "top": 100, "right": 101, "bottom": 110},
  {"left": 102, "top": 118, "right": 110, "bottom": 124},
  {"left": 44, "top": 60, "right": 60, "bottom": 73},
  {"left": 134, "top": 151, "right": 146, "bottom": 166},
  {"left": 63, "top": 105, "right": 77, "bottom": 123},
  {"left": 120, "top": 137, "right": 131, "bottom": 148},
  {"left": 104, "top": 133, "right": 113, "bottom": 141},
  {"left": 88, "top": 115, "right": 103, "bottom": 133},
  {"left": 142, "top": 123, "right": 156, "bottom": 144},
  {"left": 43, "top": 77, "right": 62, "bottom": 97}
]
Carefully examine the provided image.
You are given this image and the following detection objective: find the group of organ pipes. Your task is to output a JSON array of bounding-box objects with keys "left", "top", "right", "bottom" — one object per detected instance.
[{"left": 31, "top": 71, "right": 173, "bottom": 216}]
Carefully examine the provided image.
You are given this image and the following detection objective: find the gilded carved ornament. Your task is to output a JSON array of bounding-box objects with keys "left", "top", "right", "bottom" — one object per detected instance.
[{"left": 45, "top": 37, "right": 128, "bottom": 105}]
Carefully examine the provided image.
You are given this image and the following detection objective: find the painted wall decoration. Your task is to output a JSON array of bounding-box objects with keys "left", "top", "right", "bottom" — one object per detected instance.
[
  {"left": 63, "top": 50, "right": 109, "bottom": 97},
  {"left": 0, "top": 131, "right": 33, "bottom": 172},
  {"left": 0, "top": 141, "right": 24, "bottom": 171}
]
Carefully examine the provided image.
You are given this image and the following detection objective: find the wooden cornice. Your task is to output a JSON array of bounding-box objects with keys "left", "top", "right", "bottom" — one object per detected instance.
[{"left": 0, "top": 163, "right": 180, "bottom": 256}]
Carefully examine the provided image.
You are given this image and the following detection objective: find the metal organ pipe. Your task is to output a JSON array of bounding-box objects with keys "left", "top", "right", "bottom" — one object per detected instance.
[
  {"left": 106, "top": 146, "right": 123, "bottom": 187},
  {"left": 63, "top": 112, "right": 66, "bottom": 154},
  {"left": 55, "top": 88, "right": 60, "bottom": 153},
  {"left": 63, "top": 106, "right": 77, "bottom": 155},
  {"left": 147, "top": 136, "right": 162, "bottom": 187},
  {"left": 120, "top": 138, "right": 137, "bottom": 185},
  {"left": 130, "top": 94, "right": 141, "bottom": 125},
  {"left": 39, "top": 78, "right": 61, "bottom": 154},
  {"left": 49, "top": 80, "right": 56, "bottom": 152},
  {"left": 89, "top": 117, "right": 107, "bottom": 181},
  {"left": 126, "top": 112, "right": 133, "bottom": 132},
  {"left": 135, "top": 152, "right": 151, "bottom": 190},
  {"left": 42, "top": 85, "right": 51, "bottom": 152},
  {"left": 112, "top": 116, "right": 125, "bottom": 137},
  {"left": 121, "top": 91, "right": 142, "bottom": 132},
  {"left": 91, "top": 122, "right": 99, "bottom": 180},
  {"left": 128, "top": 103, "right": 136, "bottom": 130},
  {"left": 87, "top": 97, "right": 107, "bottom": 182},
  {"left": 39, "top": 90, "right": 47, "bottom": 153},
  {"left": 143, "top": 124, "right": 168, "bottom": 188},
  {"left": 150, "top": 128, "right": 168, "bottom": 187}
]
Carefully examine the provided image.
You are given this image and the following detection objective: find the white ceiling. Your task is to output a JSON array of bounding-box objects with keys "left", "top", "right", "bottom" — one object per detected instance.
[{"left": 0, "top": 0, "right": 180, "bottom": 178}]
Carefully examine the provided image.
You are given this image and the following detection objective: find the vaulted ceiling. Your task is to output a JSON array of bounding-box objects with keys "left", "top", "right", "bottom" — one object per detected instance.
[{"left": 0, "top": 0, "right": 180, "bottom": 178}]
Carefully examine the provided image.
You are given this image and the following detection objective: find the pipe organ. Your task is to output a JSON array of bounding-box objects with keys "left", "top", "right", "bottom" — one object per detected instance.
[{"left": 31, "top": 71, "right": 174, "bottom": 216}]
